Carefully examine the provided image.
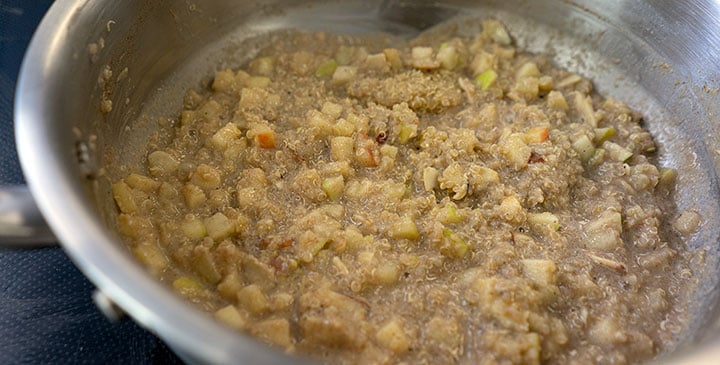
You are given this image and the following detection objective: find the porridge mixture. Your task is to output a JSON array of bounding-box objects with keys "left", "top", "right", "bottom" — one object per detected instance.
[{"left": 111, "top": 21, "right": 701, "bottom": 365}]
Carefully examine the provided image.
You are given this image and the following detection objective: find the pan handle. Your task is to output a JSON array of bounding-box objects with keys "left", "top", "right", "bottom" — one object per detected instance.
[{"left": 0, "top": 186, "right": 56, "bottom": 247}]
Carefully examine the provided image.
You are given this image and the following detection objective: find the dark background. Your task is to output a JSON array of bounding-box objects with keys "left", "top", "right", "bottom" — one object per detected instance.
[{"left": 0, "top": 1, "right": 182, "bottom": 363}]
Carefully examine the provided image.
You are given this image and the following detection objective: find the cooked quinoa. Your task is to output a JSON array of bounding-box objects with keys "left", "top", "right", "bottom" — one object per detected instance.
[{"left": 111, "top": 20, "right": 700, "bottom": 365}]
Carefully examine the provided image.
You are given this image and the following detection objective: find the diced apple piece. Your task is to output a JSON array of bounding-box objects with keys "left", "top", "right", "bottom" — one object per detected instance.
[
  {"left": 587, "top": 210, "right": 622, "bottom": 232},
  {"left": 212, "top": 69, "right": 239, "bottom": 93},
  {"left": 376, "top": 319, "right": 411, "bottom": 354},
  {"left": 512, "top": 77, "right": 540, "bottom": 100},
  {"left": 470, "top": 51, "right": 495, "bottom": 76},
  {"left": 584, "top": 210, "right": 623, "bottom": 250},
  {"left": 412, "top": 46, "right": 433, "bottom": 59},
  {"left": 438, "top": 203, "right": 465, "bottom": 225},
  {"left": 517, "top": 62, "right": 541, "bottom": 79},
  {"left": 322, "top": 175, "right": 345, "bottom": 201},
  {"left": 148, "top": 150, "right": 179, "bottom": 177},
  {"left": 191, "top": 246, "right": 221, "bottom": 284},
  {"left": 344, "top": 179, "right": 372, "bottom": 202},
  {"left": 527, "top": 212, "right": 560, "bottom": 232},
  {"left": 341, "top": 227, "right": 368, "bottom": 251},
  {"left": 307, "top": 109, "right": 334, "bottom": 136},
  {"left": 217, "top": 272, "right": 243, "bottom": 302},
  {"left": 574, "top": 93, "right": 597, "bottom": 127},
  {"left": 397, "top": 123, "right": 417, "bottom": 144},
  {"left": 468, "top": 165, "right": 500, "bottom": 191},
  {"left": 483, "top": 19, "right": 512, "bottom": 45},
  {"left": 538, "top": 75, "right": 554, "bottom": 92},
  {"left": 423, "top": 166, "right": 439, "bottom": 192},
  {"left": 289, "top": 51, "right": 315, "bottom": 76},
  {"left": 424, "top": 317, "right": 463, "bottom": 354},
  {"left": 475, "top": 69, "right": 498, "bottom": 90},
  {"left": 572, "top": 135, "right": 595, "bottom": 163},
  {"left": 587, "top": 148, "right": 606, "bottom": 167},
  {"left": 586, "top": 230, "right": 622, "bottom": 250},
  {"left": 524, "top": 126, "right": 549, "bottom": 144},
  {"left": 556, "top": 74, "right": 583, "bottom": 89},
  {"left": 182, "top": 184, "right": 206, "bottom": 209},
  {"left": 658, "top": 167, "right": 678, "bottom": 188},
  {"left": 411, "top": 46, "right": 439, "bottom": 69},
  {"left": 112, "top": 181, "right": 137, "bottom": 213},
  {"left": 347, "top": 113, "right": 370, "bottom": 135},
  {"left": 389, "top": 216, "right": 420, "bottom": 240},
  {"left": 191, "top": 164, "right": 222, "bottom": 190},
  {"left": 297, "top": 230, "right": 329, "bottom": 263},
  {"left": 521, "top": 259, "right": 557, "bottom": 287},
  {"left": 270, "top": 292, "right": 295, "bottom": 311},
  {"left": 498, "top": 195, "right": 526, "bottom": 223},
  {"left": 252, "top": 318, "right": 293, "bottom": 348},
  {"left": 321, "top": 101, "right": 344, "bottom": 120},
  {"left": 315, "top": 59, "right": 338, "bottom": 78},
  {"left": 547, "top": 91, "right": 568, "bottom": 111},
  {"left": 499, "top": 133, "right": 531, "bottom": 170},
  {"left": 603, "top": 141, "right": 633, "bottom": 162},
  {"left": 245, "top": 76, "right": 271, "bottom": 88},
  {"left": 438, "top": 163, "right": 468, "bottom": 200},
  {"left": 249, "top": 57, "right": 275, "bottom": 76},
  {"left": 214, "top": 305, "right": 247, "bottom": 330},
  {"left": 593, "top": 127, "right": 616, "bottom": 145},
  {"left": 334, "top": 45, "right": 356, "bottom": 66},
  {"left": 242, "top": 255, "right": 277, "bottom": 289},
  {"left": 379, "top": 144, "right": 398, "bottom": 171},
  {"left": 211, "top": 123, "right": 243, "bottom": 150},
  {"left": 497, "top": 195, "right": 526, "bottom": 224},
  {"left": 437, "top": 45, "right": 460, "bottom": 70},
  {"left": 383, "top": 48, "right": 403, "bottom": 69},
  {"left": 329, "top": 136, "right": 355, "bottom": 162},
  {"left": 365, "top": 53, "right": 388, "bottom": 70},
  {"left": 182, "top": 215, "right": 207, "bottom": 241},
  {"left": 237, "top": 284, "right": 270, "bottom": 314},
  {"left": 373, "top": 261, "right": 401, "bottom": 285},
  {"left": 117, "top": 214, "right": 150, "bottom": 239},
  {"left": 332, "top": 66, "right": 357, "bottom": 85},
  {"left": 205, "top": 212, "right": 235, "bottom": 241},
  {"left": 441, "top": 229, "right": 469, "bottom": 258},
  {"left": 674, "top": 210, "right": 701, "bottom": 235},
  {"left": 333, "top": 118, "right": 355, "bottom": 136},
  {"left": 133, "top": 241, "right": 169, "bottom": 275},
  {"left": 496, "top": 46, "right": 515, "bottom": 58},
  {"left": 246, "top": 122, "right": 277, "bottom": 149},
  {"left": 173, "top": 276, "right": 204, "bottom": 298},
  {"left": 125, "top": 173, "right": 160, "bottom": 192}
]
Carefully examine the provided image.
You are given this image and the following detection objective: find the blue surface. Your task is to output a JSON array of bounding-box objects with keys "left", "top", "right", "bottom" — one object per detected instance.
[{"left": 0, "top": 1, "right": 182, "bottom": 364}]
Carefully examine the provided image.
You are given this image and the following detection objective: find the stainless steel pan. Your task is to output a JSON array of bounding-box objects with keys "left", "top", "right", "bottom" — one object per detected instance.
[{"left": 9, "top": 0, "right": 720, "bottom": 363}]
